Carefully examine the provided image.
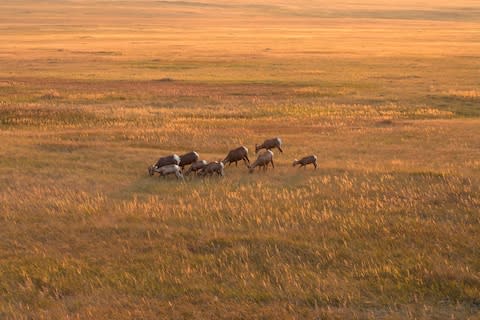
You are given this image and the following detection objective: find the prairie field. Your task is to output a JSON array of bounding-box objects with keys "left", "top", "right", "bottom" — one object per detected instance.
[{"left": 1, "top": 0, "right": 480, "bottom": 319}]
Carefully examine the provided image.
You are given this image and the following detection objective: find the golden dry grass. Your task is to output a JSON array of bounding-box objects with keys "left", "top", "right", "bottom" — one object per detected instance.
[{"left": 1, "top": 1, "right": 480, "bottom": 319}]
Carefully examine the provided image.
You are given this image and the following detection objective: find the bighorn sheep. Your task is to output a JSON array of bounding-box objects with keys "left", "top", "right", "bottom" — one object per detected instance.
[
  {"left": 293, "top": 155, "right": 317, "bottom": 169},
  {"left": 184, "top": 160, "right": 208, "bottom": 176},
  {"left": 222, "top": 146, "right": 250, "bottom": 167},
  {"left": 255, "top": 137, "right": 283, "bottom": 153},
  {"left": 150, "top": 164, "right": 184, "bottom": 180},
  {"left": 179, "top": 151, "right": 200, "bottom": 169},
  {"left": 198, "top": 161, "right": 225, "bottom": 176},
  {"left": 249, "top": 150, "right": 274, "bottom": 173},
  {"left": 148, "top": 154, "right": 180, "bottom": 176}
]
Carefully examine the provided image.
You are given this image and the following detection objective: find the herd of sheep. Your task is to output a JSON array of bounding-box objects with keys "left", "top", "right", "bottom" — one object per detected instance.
[{"left": 148, "top": 137, "right": 318, "bottom": 180}]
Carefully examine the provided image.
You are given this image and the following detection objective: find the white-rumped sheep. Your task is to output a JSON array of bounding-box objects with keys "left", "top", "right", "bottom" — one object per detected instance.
[
  {"left": 198, "top": 161, "right": 225, "bottom": 177},
  {"left": 151, "top": 164, "right": 184, "bottom": 180},
  {"left": 179, "top": 151, "right": 200, "bottom": 169},
  {"left": 148, "top": 154, "right": 180, "bottom": 176},
  {"left": 184, "top": 160, "right": 208, "bottom": 176},
  {"left": 249, "top": 150, "right": 274, "bottom": 173},
  {"left": 255, "top": 137, "right": 283, "bottom": 153},
  {"left": 222, "top": 146, "right": 250, "bottom": 167},
  {"left": 293, "top": 155, "right": 317, "bottom": 169}
]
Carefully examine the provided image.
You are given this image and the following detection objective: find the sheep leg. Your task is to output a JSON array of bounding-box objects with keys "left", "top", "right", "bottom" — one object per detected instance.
[
  {"left": 271, "top": 159, "right": 275, "bottom": 168},
  {"left": 244, "top": 155, "right": 250, "bottom": 164},
  {"left": 277, "top": 146, "right": 283, "bottom": 153},
  {"left": 235, "top": 161, "right": 238, "bottom": 167},
  {"left": 313, "top": 162, "right": 317, "bottom": 170}
]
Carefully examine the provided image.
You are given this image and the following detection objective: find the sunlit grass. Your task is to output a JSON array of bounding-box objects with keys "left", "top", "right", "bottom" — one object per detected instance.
[
  {"left": 1, "top": 95, "right": 479, "bottom": 318},
  {"left": 1, "top": 0, "right": 480, "bottom": 319}
]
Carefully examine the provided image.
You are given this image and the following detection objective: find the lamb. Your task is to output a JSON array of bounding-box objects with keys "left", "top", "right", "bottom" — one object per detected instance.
[
  {"left": 249, "top": 150, "right": 274, "bottom": 173},
  {"left": 198, "top": 161, "right": 225, "bottom": 177},
  {"left": 150, "top": 164, "right": 184, "bottom": 180},
  {"left": 148, "top": 154, "right": 180, "bottom": 176},
  {"left": 293, "top": 155, "right": 317, "bottom": 169},
  {"left": 184, "top": 160, "right": 208, "bottom": 176},
  {"left": 222, "top": 146, "right": 250, "bottom": 167},
  {"left": 255, "top": 137, "right": 283, "bottom": 153},
  {"left": 179, "top": 151, "right": 199, "bottom": 169}
]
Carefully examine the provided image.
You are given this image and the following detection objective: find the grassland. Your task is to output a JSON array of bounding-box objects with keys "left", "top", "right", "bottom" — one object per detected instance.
[{"left": 1, "top": 1, "right": 480, "bottom": 319}]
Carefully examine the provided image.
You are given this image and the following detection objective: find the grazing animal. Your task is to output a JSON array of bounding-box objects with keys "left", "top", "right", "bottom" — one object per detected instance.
[
  {"left": 249, "top": 150, "right": 274, "bottom": 173},
  {"left": 255, "top": 137, "right": 283, "bottom": 153},
  {"left": 149, "top": 154, "right": 180, "bottom": 175},
  {"left": 148, "top": 154, "right": 180, "bottom": 176},
  {"left": 179, "top": 151, "right": 200, "bottom": 169},
  {"left": 293, "top": 155, "right": 317, "bottom": 169},
  {"left": 222, "top": 146, "right": 250, "bottom": 167},
  {"left": 151, "top": 164, "right": 184, "bottom": 180},
  {"left": 198, "top": 161, "right": 225, "bottom": 177},
  {"left": 184, "top": 160, "right": 208, "bottom": 176}
]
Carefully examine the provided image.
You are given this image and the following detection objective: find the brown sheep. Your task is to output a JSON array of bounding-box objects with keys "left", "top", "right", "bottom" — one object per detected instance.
[
  {"left": 150, "top": 164, "right": 184, "bottom": 180},
  {"left": 293, "top": 155, "right": 317, "bottom": 169},
  {"left": 198, "top": 161, "right": 225, "bottom": 177},
  {"left": 255, "top": 137, "right": 283, "bottom": 153},
  {"left": 184, "top": 160, "right": 208, "bottom": 176},
  {"left": 222, "top": 146, "right": 250, "bottom": 167},
  {"left": 179, "top": 151, "right": 200, "bottom": 169},
  {"left": 248, "top": 150, "right": 274, "bottom": 173},
  {"left": 148, "top": 154, "right": 180, "bottom": 176}
]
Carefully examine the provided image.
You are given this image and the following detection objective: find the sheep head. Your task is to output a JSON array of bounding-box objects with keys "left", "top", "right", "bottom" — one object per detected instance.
[{"left": 148, "top": 165, "right": 155, "bottom": 176}]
